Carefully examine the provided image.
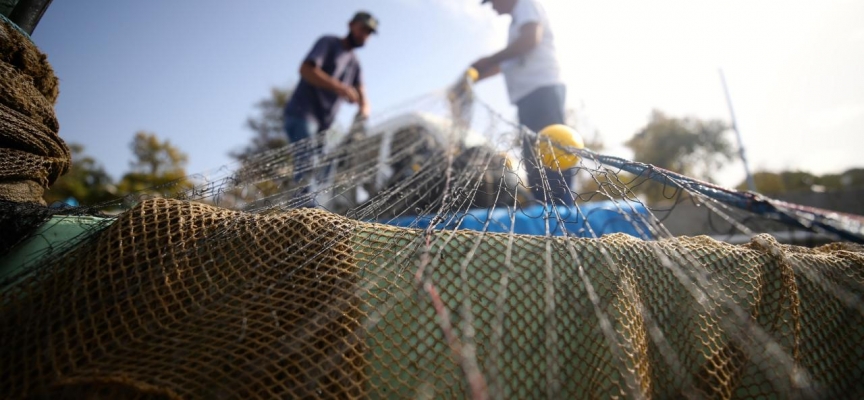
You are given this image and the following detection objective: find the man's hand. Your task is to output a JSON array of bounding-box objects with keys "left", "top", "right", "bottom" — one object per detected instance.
[
  {"left": 356, "top": 84, "right": 370, "bottom": 118},
  {"left": 357, "top": 106, "right": 370, "bottom": 120},
  {"left": 469, "top": 22, "right": 542, "bottom": 81},
  {"left": 336, "top": 85, "right": 359, "bottom": 104}
]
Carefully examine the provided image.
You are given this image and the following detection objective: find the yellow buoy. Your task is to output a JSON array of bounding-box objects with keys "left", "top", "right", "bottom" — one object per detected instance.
[
  {"left": 537, "top": 124, "right": 584, "bottom": 169},
  {"left": 466, "top": 67, "right": 479, "bottom": 83}
]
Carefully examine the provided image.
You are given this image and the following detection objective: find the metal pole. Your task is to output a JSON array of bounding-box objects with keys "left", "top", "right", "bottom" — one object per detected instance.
[{"left": 719, "top": 69, "right": 756, "bottom": 191}]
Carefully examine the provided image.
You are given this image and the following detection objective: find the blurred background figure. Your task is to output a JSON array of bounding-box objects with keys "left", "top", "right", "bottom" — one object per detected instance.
[
  {"left": 283, "top": 10, "right": 377, "bottom": 206},
  {"left": 470, "top": 0, "right": 573, "bottom": 206}
]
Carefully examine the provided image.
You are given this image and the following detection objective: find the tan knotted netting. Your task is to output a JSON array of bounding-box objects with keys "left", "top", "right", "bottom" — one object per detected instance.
[
  {"left": 2, "top": 198, "right": 864, "bottom": 398},
  {"left": 0, "top": 15, "right": 69, "bottom": 205}
]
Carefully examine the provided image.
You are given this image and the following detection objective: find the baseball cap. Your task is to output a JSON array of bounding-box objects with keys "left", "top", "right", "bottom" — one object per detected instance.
[{"left": 351, "top": 11, "right": 379, "bottom": 34}]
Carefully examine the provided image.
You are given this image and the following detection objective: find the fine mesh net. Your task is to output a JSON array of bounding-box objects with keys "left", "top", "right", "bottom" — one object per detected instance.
[{"left": 2, "top": 15, "right": 864, "bottom": 400}]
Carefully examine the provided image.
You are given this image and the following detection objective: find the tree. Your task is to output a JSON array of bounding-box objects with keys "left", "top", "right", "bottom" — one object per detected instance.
[
  {"left": 43, "top": 143, "right": 117, "bottom": 205},
  {"left": 625, "top": 111, "right": 734, "bottom": 204},
  {"left": 117, "top": 132, "right": 192, "bottom": 198},
  {"left": 736, "top": 171, "right": 814, "bottom": 195},
  {"left": 825, "top": 168, "right": 864, "bottom": 189},
  {"left": 737, "top": 168, "right": 864, "bottom": 195},
  {"left": 627, "top": 111, "right": 733, "bottom": 181},
  {"left": 231, "top": 86, "right": 293, "bottom": 162},
  {"left": 222, "top": 86, "right": 294, "bottom": 207}
]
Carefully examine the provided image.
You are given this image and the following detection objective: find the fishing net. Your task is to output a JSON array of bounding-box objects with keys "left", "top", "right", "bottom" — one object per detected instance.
[
  {"left": 0, "top": 14, "right": 68, "bottom": 205},
  {"left": 2, "top": 15, "right": 864, "bottom": 400},
  {"left": 4, "top": 198, "right": 864, "bottom": 399}
]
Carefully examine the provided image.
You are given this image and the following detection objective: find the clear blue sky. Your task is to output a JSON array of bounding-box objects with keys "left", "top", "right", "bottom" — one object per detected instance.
[{"left": 31, "top": 1, "right": 864, "bottom": 186}]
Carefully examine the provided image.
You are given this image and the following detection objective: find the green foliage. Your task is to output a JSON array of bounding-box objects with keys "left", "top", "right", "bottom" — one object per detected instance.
[
  {"left": 127, "top": 131, "right": 188, "bottom": 176},
  {"left": 223, "top": 86, "right": 294, "bottom": 207},
  {"left": 625, "top": 110, "right": 734, "bottom": 204},
  {"left": 626, "top": 111, "right": 733, "bottom": 181},
  {"left": 116, "top": 132, "right": 192, "bottom": 198},
  {"left": 738, "top": 168, "right": 864, "bottom": 195},
  {"left": 44, "top": 133, "right": 193, "bottom": 206},
  {"left": 823, "top": 168, "right": 864, "bottom": 188},
  {"left": 43, "top": 144, "right": 117, "bottom": 205},
  {"left": 231, "top": 86, "right": 292, "bottom": 162}
]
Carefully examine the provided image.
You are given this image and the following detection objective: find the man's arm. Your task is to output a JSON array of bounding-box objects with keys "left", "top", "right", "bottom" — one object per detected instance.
[
  {"left": 476, "top": 65, "right": 501, "bottom": 81},
  {"left": 299, "top": 61, "right": 358, "bottom": 103},
  {"left": 471, "top": 22, "right": 542, "bottom": 80},
  {"left": 355, "top": 83, "right": 370, "bottom": 118}
]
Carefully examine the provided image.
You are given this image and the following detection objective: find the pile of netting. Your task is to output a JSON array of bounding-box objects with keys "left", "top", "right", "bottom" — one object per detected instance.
[
  {"left": 0, "top": 13, "right": 67, "bottom": 256},
  {"left": 4, "top": 198, "right": 864, "bottom": 398},
  {"left": 0, "top": 13, "right": 67, "bottom": 205},
  {"left": 2, "top": 14, "right": 864, "bottom": 399}
]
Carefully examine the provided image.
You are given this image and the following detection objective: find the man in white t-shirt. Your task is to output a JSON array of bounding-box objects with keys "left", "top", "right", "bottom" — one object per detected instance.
[{"left": 471, "top": 0, "right": 573, "bottom": 206}]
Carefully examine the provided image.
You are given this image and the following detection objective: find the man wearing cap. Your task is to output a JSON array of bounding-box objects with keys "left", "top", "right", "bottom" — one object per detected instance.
[
  {"left": 470, "top": 0, "right": 573, "bottom": 206},
  {"left": 284, "top": 11, "right": 378, "bottom": 204}
]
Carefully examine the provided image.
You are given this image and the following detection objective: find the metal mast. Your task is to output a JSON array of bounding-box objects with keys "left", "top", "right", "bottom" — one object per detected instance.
[{"left": 720, "top": 69, "right": 756, "bottom": 191}]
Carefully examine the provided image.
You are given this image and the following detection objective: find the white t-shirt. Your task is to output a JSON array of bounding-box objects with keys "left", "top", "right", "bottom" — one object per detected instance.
[{"left": 500, "top": 0, "right": 562, "bottom": 104}]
